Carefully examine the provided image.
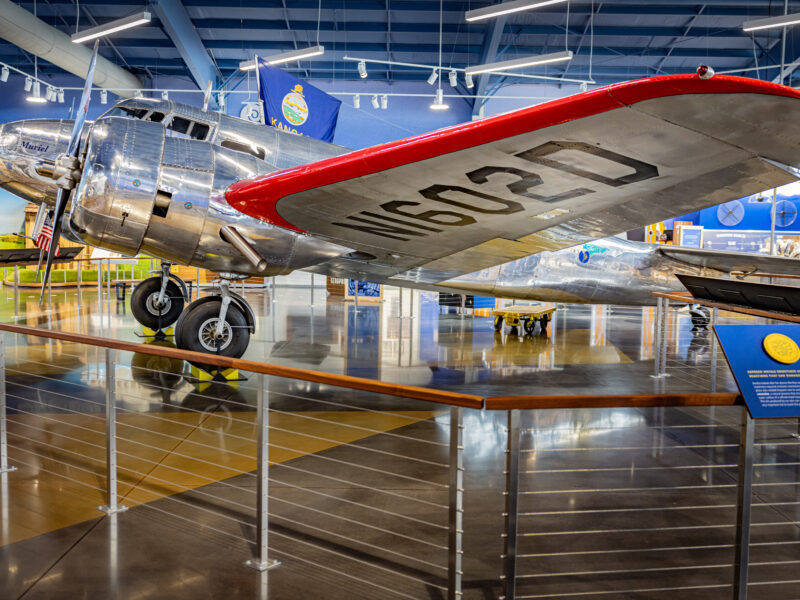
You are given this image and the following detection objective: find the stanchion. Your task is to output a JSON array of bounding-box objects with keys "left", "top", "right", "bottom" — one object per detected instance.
[
  {"left": 501, "top": 409, "right": 521, "bottom": 600},
  {"left": 196, "top": 267, "right": 201, "bottom": 299},
  {"left": 245, "top": 373, "right": 280, "bottom": 571},
  {"left": 271, "top": 276, "right": 276, "bottom": 304},
  {"left": 448, "top": 407, "right": 464, "bottom": 600},
  {"left": 310, "top": 273, "right": 314, "bottom": 307},
  {"left": 12, "top": 266, "right": 18, "bottom": 319},
  {"left": 733, "top": 407, "right": 755, "bottom": 599},
  {"left": 98, "top": 348, "right": 127, "bottom": 515},
  {"left": 0, "top": 337, "right": 17, "bottom": 474}
]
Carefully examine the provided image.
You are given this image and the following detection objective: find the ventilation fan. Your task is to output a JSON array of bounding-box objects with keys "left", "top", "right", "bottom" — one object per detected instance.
[
  {"left": 717, "top": 200, "right": 745, "bottom": 227},
  {"left": 775, "top": 200, "right": 797, "bottom": 228}
]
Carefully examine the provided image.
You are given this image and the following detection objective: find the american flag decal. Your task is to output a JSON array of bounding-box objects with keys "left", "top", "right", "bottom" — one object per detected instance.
[{"left": 36, "top": 213, "right": 60, "bottom": 257}]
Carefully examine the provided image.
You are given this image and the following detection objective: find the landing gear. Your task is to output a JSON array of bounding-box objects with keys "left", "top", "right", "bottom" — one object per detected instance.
[
  {"left": 131, "top": 263, "right": 187, "bottom": 331},
  {"left": 175, "top": 278, "right": 255, "bottom": 359}
]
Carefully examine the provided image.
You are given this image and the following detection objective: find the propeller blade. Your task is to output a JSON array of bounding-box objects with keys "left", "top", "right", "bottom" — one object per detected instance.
[
  {"left": 40, "top": 41, "right": 99, "bottom": 303},
  {"left": 66, "top": 40, "right": 100, "bottom": 157},
  {"left": 39, "top": 188, "right": 68, "bottom": 303}
]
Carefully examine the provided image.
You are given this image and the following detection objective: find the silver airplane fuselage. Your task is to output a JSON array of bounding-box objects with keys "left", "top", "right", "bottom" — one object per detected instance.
[{"left": 0, "top": 98, "right": 715, "bottom": 305}]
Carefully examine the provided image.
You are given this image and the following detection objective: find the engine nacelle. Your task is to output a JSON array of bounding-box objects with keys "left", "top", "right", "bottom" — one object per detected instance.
[
  {"left": 70, "top": 116, "right": 213, "bottom": 264},
  {"left": 70, "top": 117, "right": 165, "bottom": 255}
]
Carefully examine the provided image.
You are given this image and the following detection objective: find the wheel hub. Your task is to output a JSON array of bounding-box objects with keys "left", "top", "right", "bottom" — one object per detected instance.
[
  {"left": 199, "top": 317, "right": 232, "bottom": 352},
  {"left": 145, "top": 291, "right": 172, "bottom": 316}
]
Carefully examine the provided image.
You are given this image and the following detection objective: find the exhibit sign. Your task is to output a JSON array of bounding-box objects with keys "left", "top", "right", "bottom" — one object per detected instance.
[{"left": 715, "top": 324, "right": 800, "bottom": 418}]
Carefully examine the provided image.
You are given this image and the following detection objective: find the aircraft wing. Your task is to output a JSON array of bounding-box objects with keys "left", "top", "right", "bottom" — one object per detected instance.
[
  {"left": 659, "top": 245, "right": 800, "bottom": 277},
  {"left": 227, "top": 74, "right": 800, "bottom": 284}
]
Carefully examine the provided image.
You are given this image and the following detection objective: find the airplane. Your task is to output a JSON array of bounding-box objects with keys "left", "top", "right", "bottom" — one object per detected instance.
[{"left": 2, "top": 51, "right": 800, "bottom": 359}]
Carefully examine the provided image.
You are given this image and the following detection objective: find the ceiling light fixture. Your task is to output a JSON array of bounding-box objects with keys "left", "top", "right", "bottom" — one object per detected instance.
[
  {"left": 353, "top": 94, "right": 360, "bottom": 108},
  {"left": 161, "top": 90, "right": 169, "bottom": 101},
  {"left": 464, "top": 73, "right": 474, "bottom": 88},
  {"left": 743, "top": 13, "right": 800, "bottom": 32},
  {"left": 371, "top": 94, "right": 379, "bottom": 109},
  {"left": 71, "top": 11, "right": 151, "bottom": 43},
  {"left": 57, "top": 89, "right": 65, "bottom": 103},
  {"left": 358, "top": 60, "right": 367, "bottom": 78},
  {"left": 0, "top": 66, "right": 8, "bottom": 83},
  {"left": 448, "top": 70, "right": 458, "bottom": 87},
  {"left": 24, "top": 76, "right": 32, "bottom": 92},
  {"left": 465, "top": 49, "right": 573, "bottom": 76},
  {"left": 465, "top": 0, "right": 568, "bottom": 22},
  {"left": 27, "top": 81, "right": 45, "bottom": 103},
  {"left": 380, "top": 94, "right": 388, "bottom": 109},
  {"left": 100, "top": 89, "right": 108, "bottom": 104},
  {"left": 427, "top": 69, "right": 439, "bottom": 85},
  {"left": 430, "top": 88, "right": 448, "bottom": 110},
  {"left": 45, "top": 86, "right": 55, "bottom": 101},
  {"left": 239, "top": 45, "right": 325, "bottom": 70}
]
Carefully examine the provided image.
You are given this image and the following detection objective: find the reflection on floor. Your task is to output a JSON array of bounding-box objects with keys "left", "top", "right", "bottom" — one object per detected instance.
[{"left": 2, "top": 283, "right": 793, "bottom": 599}]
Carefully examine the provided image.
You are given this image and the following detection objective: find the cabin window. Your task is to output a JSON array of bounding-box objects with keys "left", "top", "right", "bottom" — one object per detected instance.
[{"left": 220, "top": 139, "right": 266, "bottom": 160}]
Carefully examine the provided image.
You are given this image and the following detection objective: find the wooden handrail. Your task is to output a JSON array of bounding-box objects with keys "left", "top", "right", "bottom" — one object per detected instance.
[
  {"left": 484, "top": 392, "right": 743, "bottom": 410},
  {"left": 0, "top": 322, "right": 483, "bottom": 409}
]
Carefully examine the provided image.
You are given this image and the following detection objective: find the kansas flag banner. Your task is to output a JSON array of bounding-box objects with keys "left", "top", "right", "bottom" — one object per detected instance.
[{"left": 257, "top": 59, "right": 341, "bottom": 142}]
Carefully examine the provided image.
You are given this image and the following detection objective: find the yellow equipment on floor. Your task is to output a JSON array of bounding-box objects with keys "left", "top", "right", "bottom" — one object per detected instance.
[{"left": 493, "top": 305, "right": 557, "bottom": 335}]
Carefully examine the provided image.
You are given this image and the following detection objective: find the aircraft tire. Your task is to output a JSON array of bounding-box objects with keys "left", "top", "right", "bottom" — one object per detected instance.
[
  {"left": 131, "top": 277, "right": 185, "bottom": 330},
  {"left": 175, "top": 299, "right": 250, "bottom": 360}
]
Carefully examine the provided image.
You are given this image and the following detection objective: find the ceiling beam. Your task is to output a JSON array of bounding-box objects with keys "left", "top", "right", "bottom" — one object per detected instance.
[
  {"left": 153, "top": 0, "right": 220, "bottom": 90},
  {"left": 471, "top": 15, "right": 507, "bottom": 117}
]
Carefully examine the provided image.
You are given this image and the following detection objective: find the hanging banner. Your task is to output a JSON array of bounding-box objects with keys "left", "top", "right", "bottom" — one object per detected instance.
[{"left": 256, "top": 59, "right": 341, "bottom": 142}]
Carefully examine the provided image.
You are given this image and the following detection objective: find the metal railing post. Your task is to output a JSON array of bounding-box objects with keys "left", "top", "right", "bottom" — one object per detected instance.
[
  {"left": 0, "top": 336, "right": 17, "bottom": 474},
  {"left": 448, "top": 406, "right": 464, "bottom": 599},
  {"left": 246, "top": 373, "right": 279, "bottom": 571},
  {"left": 12, "top": 266, "right": 18, "bottom": 319},
  {"left": 310, "top": 273, "right": 314, "bottom": 307},
  {"left": 501, "top": 409, "right": 521, "bottom": 600},
  {"left": 271, "top": 276, "right": 276, "bottom": 303},
  {"left": 652, "top": 298, "right": 662, "bottom": 378},
  {"left": 733, "top": 408, "right": 755, "bottom": 600},
  {"left": 99, "top": 348, "right": 127, "bottom": 515}
]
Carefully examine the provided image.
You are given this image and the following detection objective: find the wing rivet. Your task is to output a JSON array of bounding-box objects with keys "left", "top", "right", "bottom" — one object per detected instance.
[{"left": 697, "top": 64, "right": 715, "bottom": 79}]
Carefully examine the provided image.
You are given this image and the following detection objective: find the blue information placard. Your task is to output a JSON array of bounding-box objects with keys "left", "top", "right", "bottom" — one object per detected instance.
[{"left": 715, "top": 324, "right": 800, "bottom": 418}]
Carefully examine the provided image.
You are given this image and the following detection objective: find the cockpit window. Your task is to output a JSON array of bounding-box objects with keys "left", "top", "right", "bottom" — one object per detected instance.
[
  {"left": 166, "top": 116, "right": 209, "bottom": 140},
  {"left": 102, "top": 107, "right": 165, "bottom": 123}
]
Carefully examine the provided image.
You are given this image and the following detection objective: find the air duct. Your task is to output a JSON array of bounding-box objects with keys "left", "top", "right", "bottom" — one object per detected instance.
[{"left": 0, "top": 0, "right": 141, "bottom": 97}]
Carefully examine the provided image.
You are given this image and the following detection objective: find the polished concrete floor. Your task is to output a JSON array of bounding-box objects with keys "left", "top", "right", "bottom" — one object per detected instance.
[{"left": 1, "top": 284, "right": 798, "bottom": 599}]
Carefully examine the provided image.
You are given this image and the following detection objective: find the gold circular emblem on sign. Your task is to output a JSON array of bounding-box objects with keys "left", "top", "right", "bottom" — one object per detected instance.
[{"left": 763, "top": 333, "right": 800, "bottom": 364}]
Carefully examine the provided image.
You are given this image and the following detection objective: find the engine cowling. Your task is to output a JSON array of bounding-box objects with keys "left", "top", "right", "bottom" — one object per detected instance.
[{"left": 70, "top": 116, "right": 165, "bottom": 255}]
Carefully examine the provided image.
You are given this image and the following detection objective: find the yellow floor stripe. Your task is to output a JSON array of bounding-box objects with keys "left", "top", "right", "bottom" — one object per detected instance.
[{"left": 1, "top": 409, "right": 440, "bottom": 546}]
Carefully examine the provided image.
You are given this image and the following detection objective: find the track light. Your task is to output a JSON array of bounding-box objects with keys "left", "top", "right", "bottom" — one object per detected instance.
[
  {"left": 161, "top": 90, "right": 169, "bottom": 101},
  {"left": 0, "top": 66, "right": 8, "bottom": 83},
  {"left": 358, "top": 60, "right": 367, "bottom": 79},
  {"left": 24, "top": 76, "right": 32, "bottom": 92},
  {"left": 27, "top": 81, "right": 45, "bottom": 103},
  {"left": 371, "top": 94, "right": 379, "bottom": 109},
  {"left": 465, "top": 0, "right": 568, "bottom": 22},
  {"left": 465, "top": 50, "right": 573, "bottom": 76},
  {"left": 217, "top": 93, "right": 225, "bottom": 111},
  {"left": 100, "top": 89, "right": 108, "bottom": 104},
  {"left": 72, "top": 11, "right": 151, "bottom": 43},
  {"left": 427, "top": 69, "right": 439, "bottom": 85},
  {"left": 464, "top": 73, "right": 474, "bottom": 88},
  {"left": 743, "top": 12, "right": 800, "bottom": 32},
  {"left": 430, "top": 88, "right": 448, "bottom": 110},
  {"left": 45, "top": 86, "right": 55, "bottom": 101},
  {"left": 57, "top": 88, "right": 65, "bottom": 103},
  {"left": 380, "top": 94, "right": 388, "bottom": 109},
  {"left": 239, "top": 45, "right": 325, "bottom": 70},
  {"left": 448, "top": 71, "right": 458, "bottom": 87},
  {"left": 353, "top": 94, "right": 360, "bottom": 108}
]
